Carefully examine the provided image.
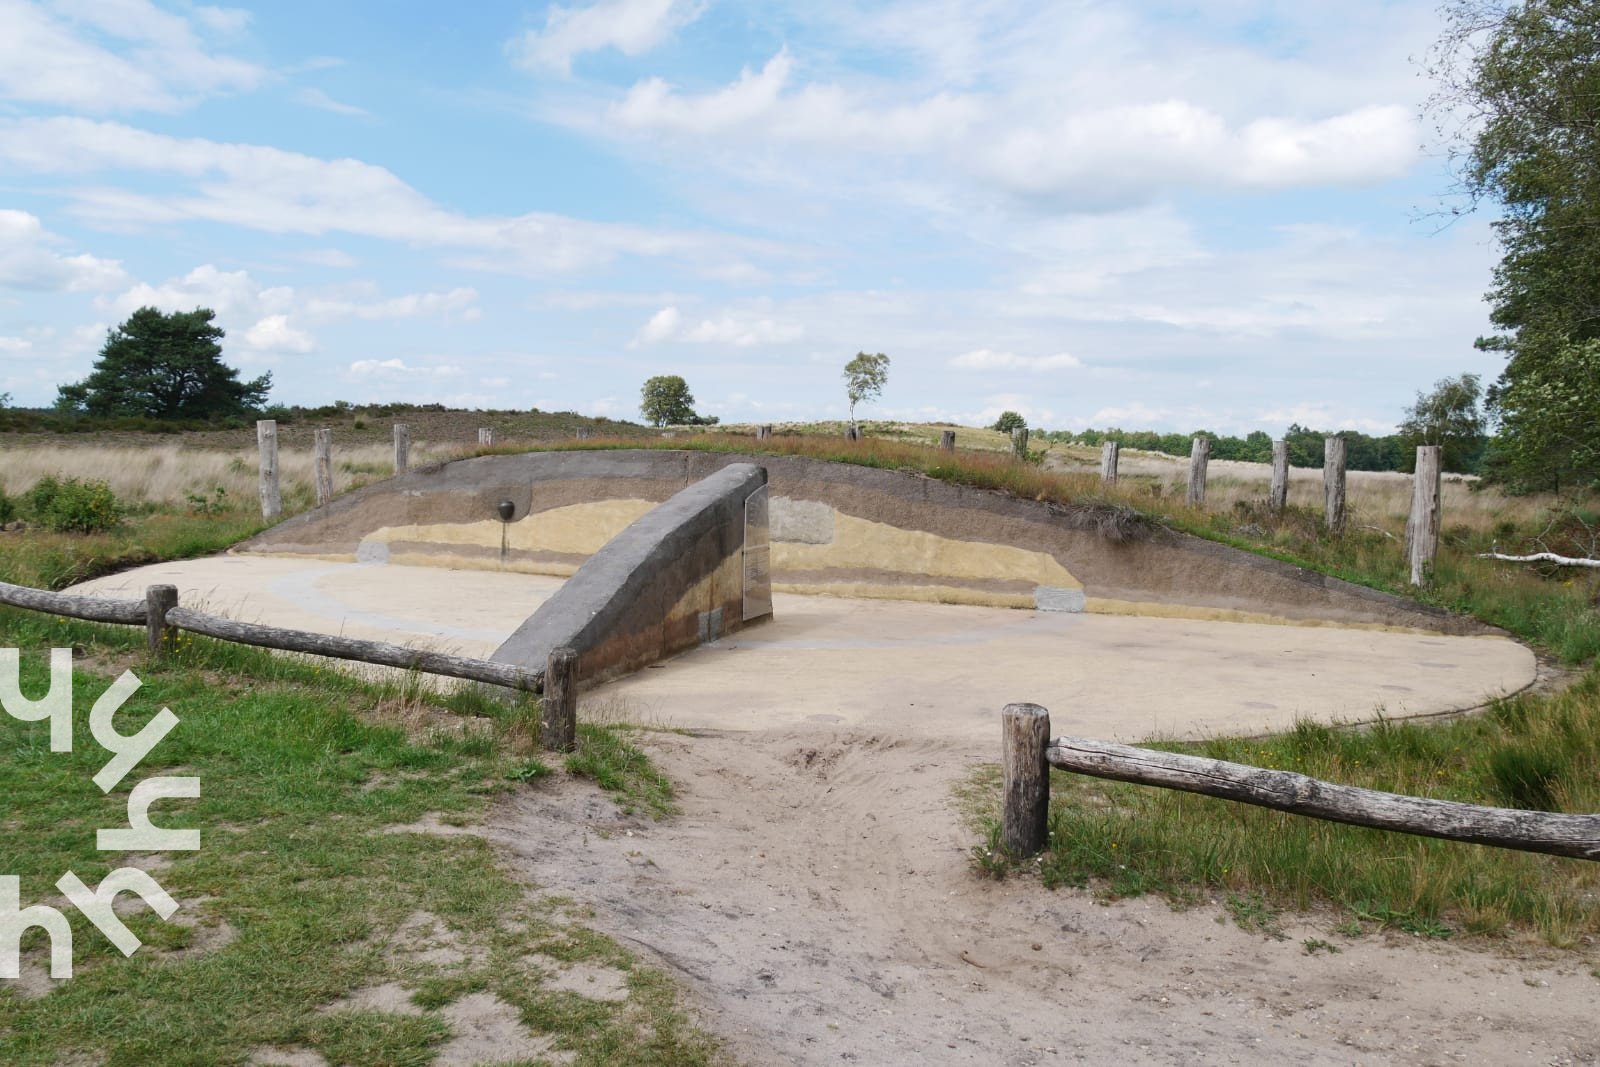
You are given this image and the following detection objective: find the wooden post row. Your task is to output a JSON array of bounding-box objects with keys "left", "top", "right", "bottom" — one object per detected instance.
[
  {"left": 756, "top": 424, "right": 773, "bottom": 441},
  {"left": 1269, "top": 439, "right": 1289, "bottom": 513},
  {"left": 1324, "top": 436, "right": 1347, "bottom": 533},
  {"left": 313, "top": 427, "right": 334, "bottom": 507},
  {"left": 1407, "top": 445, "right": 1442, "bottom": 587},
  {"left": 939, "top": 430, "right": 956, "bottom": 451},
  {"left": 478, "top": 427, "right": 494, "bottom": 447},
  {"left": 393, "top": 424, "right": 409, "bottom": 474},
  {"left": 257, "top": 419, "right": 281, "bottom": 521},
  {"left": 543, "top": 646, "right": 579, "bottom": 753},
  {"left": 1001, "top": 703, "right": 1051, "bottom": 855},
  {"left": 1099, "top": 440, "right": 1119, "bottom": 484},
  {"left": 1186, "top": 436, "right": 1210, "bottom": 506}
]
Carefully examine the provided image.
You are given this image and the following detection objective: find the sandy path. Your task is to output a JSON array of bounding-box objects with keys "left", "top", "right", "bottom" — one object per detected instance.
[{"left": 490, "top": 729, "right": 1598, "bottom": 1066}]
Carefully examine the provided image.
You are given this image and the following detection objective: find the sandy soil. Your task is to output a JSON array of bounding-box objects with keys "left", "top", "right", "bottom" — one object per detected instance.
[{"left": 488, "top": 728, "right": 1599, "bottom": 1066}]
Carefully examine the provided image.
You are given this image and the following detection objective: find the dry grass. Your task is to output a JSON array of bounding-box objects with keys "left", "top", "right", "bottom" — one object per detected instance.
[
  {"left": 0, "top": 441, "right": 468, "bottom": 507},
  {"left": 1047, "top": 445, "right": 1561, "bottom": 536}
]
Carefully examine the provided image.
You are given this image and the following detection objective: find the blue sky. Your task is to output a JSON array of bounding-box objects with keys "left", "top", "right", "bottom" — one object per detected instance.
[{"left": 0, "top": 0, "right": 1502, "bottom": 434}]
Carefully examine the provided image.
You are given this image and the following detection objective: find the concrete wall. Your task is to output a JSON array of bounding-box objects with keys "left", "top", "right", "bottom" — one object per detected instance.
[
  {"left": 489, "top": 463, "right": 771, "bottom": 685},
  {"left": 237, "top": 448, "right": 1482, "bottom": 633}
]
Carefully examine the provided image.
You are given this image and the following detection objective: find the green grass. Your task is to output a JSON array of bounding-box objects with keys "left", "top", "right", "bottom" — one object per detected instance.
[
  {"left": 0, "top": 505, "right": 267, "bottom": 590},
  {"left": 0, "top": 600, "right": 718, "bottom": 1065},
  {"left": 971, "top": 673, "right": 1600, "bottom": 945},
  {"left": 564, "top": 724, "right": 676, "bottom": 818}
]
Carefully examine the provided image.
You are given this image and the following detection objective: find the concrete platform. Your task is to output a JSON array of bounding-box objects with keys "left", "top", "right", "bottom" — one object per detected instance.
[{"left": 72, "top": 558, "right": 1538, "bottom": 744}]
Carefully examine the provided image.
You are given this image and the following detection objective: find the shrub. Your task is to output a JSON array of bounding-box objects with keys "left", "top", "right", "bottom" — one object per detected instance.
[
  {"left": 0, "top": 488, "right": 14, "bottom": 525},
  {"left": 992, "top": 410, "right": 1026, "bottom": 433},
  {"left": 28, "top": 475, "right": 123, "bottom": 533}
]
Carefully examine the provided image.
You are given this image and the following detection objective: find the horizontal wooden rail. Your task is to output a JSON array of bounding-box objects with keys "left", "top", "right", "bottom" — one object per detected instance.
[
  {"left": 1046, "top": 735, "right": 1600, "bottom": 861},
  {"left": 165, "top": 607, "right": 544, "bottom": 693},
  {"left": 999, "top": 704, "right": 1600, "bottom": 862},
  {"left": 0, "top": 580, "right": 147, "bottom": 625}
]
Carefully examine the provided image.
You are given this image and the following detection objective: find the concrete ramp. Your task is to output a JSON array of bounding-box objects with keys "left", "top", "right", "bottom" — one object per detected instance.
[{"left": 489, "top": 463, "right": 771, "bottom": 685}]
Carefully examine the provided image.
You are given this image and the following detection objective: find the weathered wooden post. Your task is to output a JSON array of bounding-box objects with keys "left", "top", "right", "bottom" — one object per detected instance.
[
  {"left": 478, "top": 427, "right": 494, "bottom": 447},
  {"left": 1099, "top": 440, "right": 1119, "bottom": 484},
  {"left": 1324, "top": 435, "right": 1347, "bottom": 533},
  {"left": 1001, "top": 703, "right": 1050, "bottom": 856},
  {"left": 313, "top": 427, "right": 334, "bottom": 507},
  {"left": 145, "top": 585, "right": 178, "bottom": 658},
  {"left": 256, "top": 419, "right": 281, "bottom": 521},
  {"left": 756, "top": 424, "right": 773, "bottom": 441},
  {"left": 1406, "top": 445, "right": 1442, "bottom": 587},
  {"left": 939, "top": 429, "right": 956, "bottom": 451},
  {"left": 1186, "top": 436, "right": 1210, "bottom": 506},
  {"left": 542, "top": 646, "right": 579, "bottom": 753},
  {"left": 393, "top": 424, "right": 410, "bottom": 475},
  {"left": 1269, "top": 439, "right": 1289, "bottom": 513},
  {"left": 575, "top": 427, "right": 591, "bottom": 441},
  {"left": 1011, "top": 426, "right": 1029, "bottom": 459}
]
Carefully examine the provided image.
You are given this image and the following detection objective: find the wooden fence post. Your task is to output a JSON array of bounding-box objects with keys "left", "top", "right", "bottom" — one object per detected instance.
[
  {"left": 1269, "top": 439, "right": 1289, "bottom": 513},
  {"left": 1001, "top": 703, "right": 1051, "bottom": 856},
  {"left": 939, "top": 430, "right": 956, "bottom": 451},
  {"left": 1011, "top": 426, "right": 1029, "bottom": 459},
  {"left": 542, "top": 646, "right": 579, "bottom": 753},
  {"left": 478, "top": 427, "right": 494, "bottom": 447},
  {"left": 313, "top": 427, "right": 334, "bottom": 507},
  {"left": 575, "top": 427, "right": 591, "bottom": 441},
  {"left": 393, "top": 424, "right": 409, "bottom": 475},
  {"left": 1100, "top": 440, "right": 1119, "bottom": 484},
  {"left": 1324, "top": 435, "right": 1347, "bottom": 532},
  {"left": 1407, "top": 445, "right": 1442, "bottom": 587},
  {"left": 145, "top": 585, "right": 178, "bottom": 658},
  {"left": 756, "top": 424, "right": 772, "bottom": 441},
  {"left": 256, "top": 419, "right": 281, "bottom": 521},
  {"left": 1187, "top": 436, "right": 1210, "bottom": 506}
]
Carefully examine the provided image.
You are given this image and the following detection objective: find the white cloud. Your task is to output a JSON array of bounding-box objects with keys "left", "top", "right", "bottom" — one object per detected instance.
[
  {"left": 629, "top": 304, "right": 802, "bottom": 347},
  {"left": 0, "top": 336, "right": 32, "bottom": 353},
  {"left": 631, "top": 306, "right": 682, "bottom": 346},
  {"left": 104, "top": 264, "right": 292, "bottom": 321},
  {"left": 0, "top": 0, "right": 262, "bottom": 112},
  {"left": 100, "top": 267, "right": 482, "bottom": 359},
  {"left": 612, "top": 51, "right": 981, "bottom": 151},
  {"left": 294, "top": 88, "right": 369, "bottom": 118},
  {"left": 347, "top": 358, "right": 462, "bottom": 378},
  {"left": 241, "top": 315, "right": 314, "bottom": 353},
  {"left": 563, "top": 4, "right": 1431, "bottom": 214},
  {"left": 949, "top": 349, "right": 1081, "bottom": 372},
  {"left": 0, "top": 210, "right": 127, "bottom": 292},
  {"left": 0, "top": 117, "right": 785, "bottom": 278},
  {"left": 512, "top": 0, "right": 703, "bottom": 75},
  {"left": 303, "top": 287, "right": 479, "bottom": 321}
]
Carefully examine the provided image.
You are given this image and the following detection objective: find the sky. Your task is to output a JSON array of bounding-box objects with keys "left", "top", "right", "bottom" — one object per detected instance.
[{"left": 0, "top": 0, "right": 1504, "bottom": 434}]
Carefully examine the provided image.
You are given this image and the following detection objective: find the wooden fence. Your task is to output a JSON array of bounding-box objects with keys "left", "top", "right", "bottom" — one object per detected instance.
[
  {"left": 0, "top": 580, "right": 579, "bottom": 750},
  {"left": 1000, "top": 703, "right": 1600, "bottom": 861}
]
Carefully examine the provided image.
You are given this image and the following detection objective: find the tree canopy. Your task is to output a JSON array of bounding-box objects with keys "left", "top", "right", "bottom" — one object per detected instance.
[
  {"left": 991, "top": 410, "right": 1026, "bottom": 433},
  {"left": 1399, "top": 373, "right": 1487, "bottom": 473},
  {"left": 56, "top": 307, "right": 270, "bottom": 421},
  {"left": 639, "top": 374, "right": 717, "bottom": 426},
  {"left": 843, "top": 352, "right": 889, "bottom": 430},
  {"left": 1428, "top": 1, "right": 1600, "bottom": 489}
]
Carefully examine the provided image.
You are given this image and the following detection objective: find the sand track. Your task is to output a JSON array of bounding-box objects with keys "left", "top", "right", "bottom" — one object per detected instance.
[{"left": 488, "top": 728, "right": 1598, "bottom": 1066}]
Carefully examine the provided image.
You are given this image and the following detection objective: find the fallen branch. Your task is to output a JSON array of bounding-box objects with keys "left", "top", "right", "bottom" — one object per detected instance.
[{"left": 1476, "top": 551, "right": 1600, "bottom": 569}]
